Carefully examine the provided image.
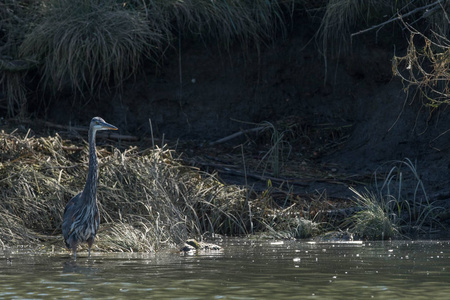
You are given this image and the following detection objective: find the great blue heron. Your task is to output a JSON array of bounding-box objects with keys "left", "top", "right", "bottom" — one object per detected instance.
[{"left": 62, "top": 117, "right": 118, "bottom": 259}]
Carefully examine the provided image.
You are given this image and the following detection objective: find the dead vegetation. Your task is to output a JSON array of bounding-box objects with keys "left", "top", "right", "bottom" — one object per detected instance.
[
  {"left": 393, "top": 27, "right": 450, "bottom": 108},
  {"left": 0, "top": 129, "right": 245, "bottom": 251},
  {"left": 0, "top": 115, "right": 444, "bottom": 250},
  {"left": 1, "top": 127, "right": 340, "bottom": 252}
]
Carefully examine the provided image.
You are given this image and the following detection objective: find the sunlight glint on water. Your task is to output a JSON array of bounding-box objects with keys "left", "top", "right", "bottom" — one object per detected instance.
[{"left": 1, "top": 239, "right": 450, "bottom": 299}]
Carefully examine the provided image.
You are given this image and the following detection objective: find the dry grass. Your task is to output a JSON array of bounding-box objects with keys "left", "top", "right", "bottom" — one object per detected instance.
[
  {"left": 0, "top": 129, "right": 252, "bottom": 251},
  {"left": 96, "top": 145, "right": 251, "bottom": 251},
  {"left": 0, "top": 126, "right": 334, "bottom": 251},
  {"left": 2, "top": 127, "right": 440, "bottom": 248},
  {"left": 393, "top": 28, "right": 450, "bottom": 108},
  {"left": 1, "top": 128, "right": 324, "bottom": 251}
]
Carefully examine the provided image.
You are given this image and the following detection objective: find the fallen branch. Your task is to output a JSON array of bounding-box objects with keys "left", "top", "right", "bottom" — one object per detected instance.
[
  {"left": 187, "top": 158, "right": 352, "bottom": 188},
  {"left": 351, "top": 0, "right": 444, "bottom": 38},
  {"left": 210, "top": 126, "right": 267, "bottom": 145}
]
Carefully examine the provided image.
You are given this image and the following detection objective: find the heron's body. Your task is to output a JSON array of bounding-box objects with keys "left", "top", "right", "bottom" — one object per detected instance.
[
  {"left": 62, "top": 117, "right": 117, "bottom": 259},
  {"left": 62, "top": 193, "right": 100, "bottom": 255}
]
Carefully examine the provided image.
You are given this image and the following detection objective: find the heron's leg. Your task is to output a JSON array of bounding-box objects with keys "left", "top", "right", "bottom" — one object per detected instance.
[
  {"left": 69, "top": 236, "right": 78, "bottom": 260},
  {"left": 87, "top": 237, "right": 94, "bottom": 258}
]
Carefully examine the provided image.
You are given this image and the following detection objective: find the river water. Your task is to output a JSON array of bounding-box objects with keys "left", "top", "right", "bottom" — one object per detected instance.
[{"left": 1, "top": 239, "right": 449, "bottom": 299}]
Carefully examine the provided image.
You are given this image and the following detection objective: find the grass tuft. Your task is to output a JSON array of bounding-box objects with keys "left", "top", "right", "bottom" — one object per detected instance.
[
  {"left": 344, "top": 187, "right": 398, "bottom": 240},
  {"left": 318, "top": 0, "right": 382, "bottom": 58},
  {"left": 344, "top": 158, "right": 440, "bottom": 240},
  {"left": 19, "top": 0, "right": 162, "bottom": 96}
]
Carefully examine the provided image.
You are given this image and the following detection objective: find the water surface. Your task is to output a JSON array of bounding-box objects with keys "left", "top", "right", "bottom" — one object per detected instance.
[{"left": 1, "top": 239, "right": 449, "bottom": 299}]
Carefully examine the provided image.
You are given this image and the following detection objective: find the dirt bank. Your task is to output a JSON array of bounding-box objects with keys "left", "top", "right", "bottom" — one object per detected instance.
[{"left": 16, "top": 15, "right": 447, "bottom": 222}]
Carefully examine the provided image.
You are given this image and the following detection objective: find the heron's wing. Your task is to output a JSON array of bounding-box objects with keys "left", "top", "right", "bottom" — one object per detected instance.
[
  {"left": 62, "top": 193, "right": 81, "bottom": 242},
  {"left": 94, "top": 209, "right": 100, "bottom": 232}
]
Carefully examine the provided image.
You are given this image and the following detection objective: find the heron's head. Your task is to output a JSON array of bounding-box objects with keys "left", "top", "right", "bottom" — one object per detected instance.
[{"left": 90, "top": 117, "right": 118, "bottom": 132}]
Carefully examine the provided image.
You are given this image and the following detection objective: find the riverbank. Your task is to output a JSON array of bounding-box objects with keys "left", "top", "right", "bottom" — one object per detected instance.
[{"left": 0, "top": 120, "right": 446, "bottom": 252}]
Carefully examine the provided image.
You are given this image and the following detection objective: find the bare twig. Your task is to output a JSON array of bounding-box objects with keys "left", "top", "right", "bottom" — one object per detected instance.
[{"left": 351, "top": 0, "right": 444, "bottom": 38}]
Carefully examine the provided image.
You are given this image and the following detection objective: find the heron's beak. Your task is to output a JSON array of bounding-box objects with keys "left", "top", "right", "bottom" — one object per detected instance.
[{"left": 100, "top": 122, "right": 118, "bottom": 131}]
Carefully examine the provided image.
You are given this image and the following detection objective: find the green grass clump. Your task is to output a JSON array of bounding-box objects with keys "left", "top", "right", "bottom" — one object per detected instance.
[
  {"left": 19, "top": 0, "right": 161, "bottom": 96},
  {"left": 344, "top": 159, "right": 440, "bottom": 240},
  {"left": 345, "top": 187, "right": 398, "bottom": 240}
]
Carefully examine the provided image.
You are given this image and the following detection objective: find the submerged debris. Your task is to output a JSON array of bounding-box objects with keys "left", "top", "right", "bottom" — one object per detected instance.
[
  {"left": 180, "top": 239, "right": 222, "bottom": 253},
  {"left": 314, "top": 229, "right": 355, "bottom": 242}
]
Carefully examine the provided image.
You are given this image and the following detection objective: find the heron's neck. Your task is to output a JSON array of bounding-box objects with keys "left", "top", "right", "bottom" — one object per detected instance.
[{"left": 82, "top": 128, "right": 98, "bottom": 205}]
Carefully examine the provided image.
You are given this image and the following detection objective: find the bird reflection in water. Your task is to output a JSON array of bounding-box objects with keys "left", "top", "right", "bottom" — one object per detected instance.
[{"left": 62, "top": 259, "right": 100, "bottom": 275}]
